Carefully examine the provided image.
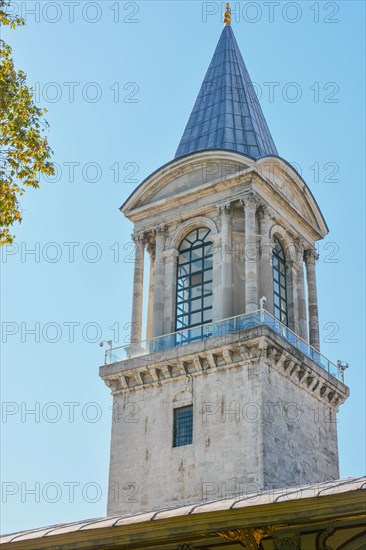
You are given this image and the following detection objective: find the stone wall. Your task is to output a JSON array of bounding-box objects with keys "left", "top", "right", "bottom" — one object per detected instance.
[
  {"left": 106, "top": 335, "right": 345, "bottom": 516},
  {"left": 261, "top": 365, "right": 339, "bottom": 488}
]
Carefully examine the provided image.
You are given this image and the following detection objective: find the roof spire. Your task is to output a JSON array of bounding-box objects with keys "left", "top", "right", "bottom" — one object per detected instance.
[
  {"left": 175, "top": 24, "right": 278, "bottom": 160},
  {"left": 224, "top": 3, "right": 231, "bottom": 25}
]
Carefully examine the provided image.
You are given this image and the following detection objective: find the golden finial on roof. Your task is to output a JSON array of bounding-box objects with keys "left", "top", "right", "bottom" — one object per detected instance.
[{"left": 224, "top": 2, "right": 231, "bottom": 25}]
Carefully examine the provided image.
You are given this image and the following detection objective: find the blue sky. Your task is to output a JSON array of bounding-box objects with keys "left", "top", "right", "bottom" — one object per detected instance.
[{"left": 1, "top": 0, "right": 365, "bottom": 535}]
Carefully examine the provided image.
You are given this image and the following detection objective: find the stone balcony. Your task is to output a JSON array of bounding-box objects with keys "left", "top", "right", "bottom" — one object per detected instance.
[{"left": 100, "top": 310, "right": 349, "bottom": 410}]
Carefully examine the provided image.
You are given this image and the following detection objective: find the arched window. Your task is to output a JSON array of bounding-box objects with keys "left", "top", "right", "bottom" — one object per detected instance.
[
  {"left": 272, "top": 237, "right": 288, "bottom": 326},
  {"left": 176, "top": 228, "right": 213, "bottom": 337}
]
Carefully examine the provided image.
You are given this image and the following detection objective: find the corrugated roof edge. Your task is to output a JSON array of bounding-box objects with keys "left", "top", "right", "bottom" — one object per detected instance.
[{"left": 1, "top": 476, "right": 365, "bottom": 542}]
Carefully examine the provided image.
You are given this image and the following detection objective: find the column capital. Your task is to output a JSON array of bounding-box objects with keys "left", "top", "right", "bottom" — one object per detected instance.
[
  {"left": 304, "top": 247, "right": 319, "bottom": 263},
  {"left": 217, "top": 201, "right": 233, "bottom": 215},
  {"left": 144, "top": 230, "right": 156, "bottom": 258},
  {"left": 240, "top": 191, "right": 258, "bottom": 209},
  {"left": 294, "top": 237, "right": 307, "bottom": 252},
  {"left": 131, "top": 232, "right": 146, "bottom": 245},
  {"left": 258, "top": 206, "right": 276, "bottom": 222},
  {"left": 293, "top": 237, "right": 308, "bottom": 266},
  {"left": 145, "top": 241, "right": 156, "bottom": 258},
  {"left": 154, "top": 224, "right": 168, "bottom": 238}
]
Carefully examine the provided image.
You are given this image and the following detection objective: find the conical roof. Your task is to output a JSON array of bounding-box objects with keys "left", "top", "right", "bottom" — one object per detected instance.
[{"left": 175, "top": 25, "right": 278, "bottom": 159}]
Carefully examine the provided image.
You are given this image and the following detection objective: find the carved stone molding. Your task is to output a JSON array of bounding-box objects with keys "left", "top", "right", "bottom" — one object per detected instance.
[
  {"left": 217, "top": 526, "right": 275, "bottom": 549},
  {"left": 274, "top": 348, "right": 345, "bottom": 407}
]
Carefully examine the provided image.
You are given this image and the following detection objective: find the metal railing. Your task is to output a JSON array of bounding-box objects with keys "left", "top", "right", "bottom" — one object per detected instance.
[{"left": 104, "top": 309, "right": 343, "bottom": 382}]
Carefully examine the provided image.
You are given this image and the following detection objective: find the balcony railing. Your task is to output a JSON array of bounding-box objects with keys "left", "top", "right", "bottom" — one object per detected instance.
[{"left": 104, "top": 309, "right": 344, "bottom": 382}]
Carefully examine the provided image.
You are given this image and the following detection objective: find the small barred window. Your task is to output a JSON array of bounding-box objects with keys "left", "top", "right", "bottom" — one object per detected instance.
[{"left": 173, "top": 405, "right": 193, "bottom": 447}]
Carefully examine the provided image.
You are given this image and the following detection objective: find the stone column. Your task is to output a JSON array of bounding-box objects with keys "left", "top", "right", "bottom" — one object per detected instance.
[
  {"left": 131, "top": 232, "right": 145, "bottom": 343},
  {"left": 243, "top": 193, "right": 259, "bottom": 313},
  {"left": 296, "top": 251, "right": 308, "bottom": 342},
  {"left": 145, "top": 239, "right": 156, "bottom": 341},
  {"left": 211, "top": 233, "right": 223, "bottom": 322},
  {"left": 218, "top": 202, "right": 233, "bottom": 319},
  {"left": 163, "top": 249, "right": 179, "bottom": 335},
  {"left": 297, "top": 260, "right": 308, "bottom": 342},
  {"left": 258, "top": 208, "right": 274, "bottom": 315},
  {"left": 152, "top": 224, "right": 167, "bottom": 338},
  {"left": 304, "top": 247, "right": 320, "bottom": 350},
  {"left": 286, "top": 260, "right": 299, "bottom": 333}
]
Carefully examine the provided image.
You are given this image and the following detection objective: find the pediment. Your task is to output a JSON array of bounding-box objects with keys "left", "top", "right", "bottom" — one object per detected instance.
[
  {"left": 150, "top": 162, "right": 239, "bottom": 203},
  {"left": 121, "top": 151, "right": 328, "bottom": 240},
  {"left": 121, "top": 151, "right": 252, "bottom": 212},
  {"left": 255, "top": 157, "right": 328, "bottom": 238}
]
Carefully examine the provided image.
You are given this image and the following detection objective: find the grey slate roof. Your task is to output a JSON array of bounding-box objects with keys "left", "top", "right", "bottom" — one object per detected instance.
[
  {"left": 175, "top": 25, "right": 278, "bottom": 159},
  {"left": 1, "top": 477, "right": 365, "bottom": 542}
]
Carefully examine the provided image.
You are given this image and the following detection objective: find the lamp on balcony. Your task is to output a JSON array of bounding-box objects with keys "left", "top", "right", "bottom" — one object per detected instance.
[
  {"left": 337, "top": 360, "right": 349, "bottom": 371},
  {"left": 260, "top": 296, "right": 267, "bottom": 323},
  {"left": 99, "top": 340, "right": 113, "bottom": 365}
]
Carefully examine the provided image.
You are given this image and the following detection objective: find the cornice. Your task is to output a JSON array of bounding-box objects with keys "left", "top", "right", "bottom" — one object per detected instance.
[{"left": 100, "top": 327, "right": 348, "bottom": 410}]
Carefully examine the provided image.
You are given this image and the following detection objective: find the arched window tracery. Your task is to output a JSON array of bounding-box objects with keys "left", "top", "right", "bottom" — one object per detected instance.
[{"left": 175, "top": 228, "right": 213, "bottom": 338}]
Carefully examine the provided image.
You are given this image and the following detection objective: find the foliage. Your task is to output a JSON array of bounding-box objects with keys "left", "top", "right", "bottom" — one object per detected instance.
[{"left": 0, "top": 0, "right": 54, "bottom": 245}]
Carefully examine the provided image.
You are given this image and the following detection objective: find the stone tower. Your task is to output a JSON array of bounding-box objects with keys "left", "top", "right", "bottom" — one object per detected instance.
[{"left": 100, "top": 6, "right": 349, "bottom": 516}]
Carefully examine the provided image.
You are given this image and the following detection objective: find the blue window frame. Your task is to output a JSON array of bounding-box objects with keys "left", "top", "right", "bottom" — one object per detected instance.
[
  {"left": 173, "top": 405, "right": 193, "bottom": 447},
  {"left": 176, "top": 228, "right": 213, "bottom": 343},
  {"left": 272, "top": 237, "right": 288, "bottom": 326}
]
